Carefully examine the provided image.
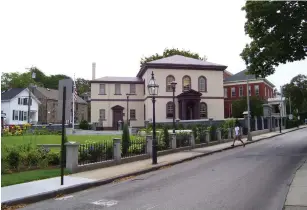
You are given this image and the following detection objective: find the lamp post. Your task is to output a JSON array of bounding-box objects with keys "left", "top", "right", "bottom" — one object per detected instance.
[
  {"left": 147, "top": 71, "right": 159, "bottom": 165},
  {"left": 170, "top": 81, "right": 177, "bottom": 134},
  {"left": 28, "top": 70, "right": 36, "bottom": 123},
  {"left": 126, "top": 93, "right": 130, "bottom": 126},
  {"left": 279, "top": 103, "right": 282, "bottom": 133}
]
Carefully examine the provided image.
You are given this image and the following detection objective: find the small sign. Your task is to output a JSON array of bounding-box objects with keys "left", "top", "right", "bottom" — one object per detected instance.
[
  {"left": 57, "top": 79, "right": 73, "bottom": 121},
  {"left": 289, "top": 114, "right": 293, "bottom": 120}
]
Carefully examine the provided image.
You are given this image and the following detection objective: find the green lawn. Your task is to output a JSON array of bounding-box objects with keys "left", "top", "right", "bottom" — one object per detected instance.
[
  {"left": 2, "top": 134, "right": 122, "bottom": 147},
  {"left": 1, "top": 168, "right": 71, "bottom": 187}
]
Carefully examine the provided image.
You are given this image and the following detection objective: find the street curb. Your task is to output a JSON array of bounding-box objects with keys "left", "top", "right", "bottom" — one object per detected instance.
[{"left": 2, "top": 126, "right": 306, "bottom": 207}]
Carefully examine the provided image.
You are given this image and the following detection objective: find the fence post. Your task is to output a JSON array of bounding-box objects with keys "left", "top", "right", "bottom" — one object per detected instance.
[
  {"left": 113, "top": 138, "right": 121, "bottom": 163},
  {"left": 170, "top": 133, "right": 176, "bottom": 149},
  {"left": 205, "top": 130, "right": 210, "bottom": 144},
  {"left": 65, "top": 142, "right": 80, "bottom": 173},
  {"left": 216, "top": 128, "right": 222, "bottom": 142},
  {"left": 146, "top": 135, "right": 153, "bottom": 156},
  {"left": 190, "top": 132, "right": 195, "bottom": 147},
  {"left": 261, "top": 116, "right": 264, "bottom": 130},
  {"left": 228, "top": 128, "right": 232, "bottom": 140}
]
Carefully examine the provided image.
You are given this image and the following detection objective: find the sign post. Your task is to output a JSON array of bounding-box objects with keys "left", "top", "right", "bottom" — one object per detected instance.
[
  {"left": 61, "top": 87, "right": 66, "bottom": 185},
  {"left": 58, "top": 78, "right": 73, "bottom": 185}
]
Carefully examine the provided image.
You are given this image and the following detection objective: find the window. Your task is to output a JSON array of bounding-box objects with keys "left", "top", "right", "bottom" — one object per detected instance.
[
  {"left": 231, "top": 87, "right": 236, "bottom": 97},
  {"left": 166, "top": 102, "right": 174, "bottom": 118},
  {"left": 13, "top": 110, "right": 18, "bottom": 120},
  {"left": 182, "top": 76, "right": 191, "bottom": 91},
  {"left": 224, "top": 88, "right": 228, "bottom": 98},
  {"left": 18, "top": 98, "right": 21, "bottom": 104},
  {"left": 130, "top": 84, "right": 136, "bottom": 94},
  {"left": 23, "top": 98, "right": 28, "bottom": 105},
  {"left": 130, "top": 109, "right": 136, "bottom": 120},
  {"left": 200, "top": 102, "right": 208, "bottom": 118},
  {"left": 255, "top": 85, "right": 259, "bottom": 96},
  {"left": 19, "top": 111, "right": 23, "bottom": 121},
  {"left": 99, "top": 109, "right": 105, "bottom": 120},
  {"left": 248, "top": 85, "right": 251, "bottom": 96},
  {"left": 144, "top": 104, "right": 146, "bottom": 120},
  {"left": 265, "top": 87, "right": 267, "bottom": 96},
  {"left": 115, "top": 84, "right": 121, "bottom": 95},
  {"left": 239, "top": 86, "right": 243, "bottom": 97},
  {"left": 166, "top": 75, "right": 175, "bottom": 92},
  {"left": 198, "top": 76, "right": 207, "bottom": 92},
  {"left": 99, "top": 84, "right": 106, "bottom": 94},
  {"left": 23, "top": 111, "right": 28, "bottom": 121}
]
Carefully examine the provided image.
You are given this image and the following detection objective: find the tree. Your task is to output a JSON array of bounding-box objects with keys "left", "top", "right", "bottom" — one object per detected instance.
[
  {"left": 1, "top": 67, "right": 69, "bottom": 91},
  {"left": 241, "top": 1, "right": 307, "bottom": 77},
  {"left": 232, "top": 96, "right": 265, "bottom": 118},
  {"left": 75, "top": 78, "right": 90, "bottom": 95},
  {"left": 282, "top": 74, "right": 307, "bottom": 114},
  {"left": 140, "top": 48, "right": 207, "bottom": 65}
]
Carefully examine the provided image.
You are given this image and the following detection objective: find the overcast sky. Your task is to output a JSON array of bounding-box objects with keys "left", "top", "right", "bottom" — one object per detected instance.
[{"left": 1, "top": 0, "right": 306, "bottom": 90}]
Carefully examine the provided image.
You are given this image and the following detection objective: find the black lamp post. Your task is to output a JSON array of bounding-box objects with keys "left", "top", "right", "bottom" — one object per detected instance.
[
  {"left": 170, "top": 81, "right": 177, "bottom": 134},
  {"left": 147, "top": 71, "right": 159, "bottom": 165}
]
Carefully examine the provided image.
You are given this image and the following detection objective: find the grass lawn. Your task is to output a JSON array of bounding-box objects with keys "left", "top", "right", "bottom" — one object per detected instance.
[
  {"left": 1, "top": 168, "right": 71, "bottom": 187},
  {"left": 2, "top": 134, "right": 122, "bottom": 147}
]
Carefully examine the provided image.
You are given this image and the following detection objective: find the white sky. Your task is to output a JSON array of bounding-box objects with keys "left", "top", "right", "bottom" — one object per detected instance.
[{"left": 1, "top": 0, "right": 306, "bottom": 91}]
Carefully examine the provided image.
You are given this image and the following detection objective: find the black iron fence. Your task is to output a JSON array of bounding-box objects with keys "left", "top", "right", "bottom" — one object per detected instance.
[
  {"left": 122, "top": 136, "right": 146, "bottom": 158},
  {"left": 78, "top": 140, "right": 113, "bottom": 165},
  {"left": 250, "top": 119, "right": 256, "bottom": 131},
  {"left": 176, "top": 132, "right": 191, "bottom": 148},
  {"left": 157, "top": 134, "right": 172, "bottom": 151}
]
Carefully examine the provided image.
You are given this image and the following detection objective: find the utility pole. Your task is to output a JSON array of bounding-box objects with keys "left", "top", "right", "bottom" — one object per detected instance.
[
  {"left": 26, "top": 66, "right": 36, "bottom": 123},
  {"left": 247, "top": 76, "right": 252, "bottom": 141}
]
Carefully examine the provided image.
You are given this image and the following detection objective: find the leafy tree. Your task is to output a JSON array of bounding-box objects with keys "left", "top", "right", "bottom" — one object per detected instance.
[
  {"left": 241, "top": 1, "right": 307, "bottom": 77},
  {"left": 75, "top": 78, "right": 90, "bottom": 95},
  {"left": 282, "top": 74, "right": 307, "bottom": 113},
  {"left": 232, "top": 96, "right": 265, "bottom": 118},
  {"left": 140, "top": 48, "right": 207, "bottom": 65}
]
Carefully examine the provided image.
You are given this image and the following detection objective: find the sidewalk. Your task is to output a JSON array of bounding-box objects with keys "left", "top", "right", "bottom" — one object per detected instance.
[
  {"left": 2, "top": 125, "right": 306, "bottom": 206},
  {"left": 284, "top": 159, "right": 307, "bottom": 210}
]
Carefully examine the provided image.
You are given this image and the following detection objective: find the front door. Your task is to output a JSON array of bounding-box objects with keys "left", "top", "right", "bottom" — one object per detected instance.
[{"left": 113, "top": 110, "right": 123, "bottom": 130}]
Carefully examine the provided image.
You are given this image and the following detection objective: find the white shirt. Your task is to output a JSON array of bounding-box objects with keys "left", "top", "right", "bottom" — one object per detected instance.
[{"left": 235, "top": 126, "right": 240, "bottom": 135}]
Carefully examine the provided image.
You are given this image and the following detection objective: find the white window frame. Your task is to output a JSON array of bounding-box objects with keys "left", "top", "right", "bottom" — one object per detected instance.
[
  {"left": 231, "top": 87, "right": 236, "bottom": 97},
  {"left": 239, "top": 86, "right": 243, "bottom": 97},
  {"left": 224, "top": 88, "right": 228, "bottom": 98},
  {"left": 248, "top": 85, "right": 251, "bottom": 96},
  {"left": 255, "top": 85, "right": 260, "bottom": 96},
  {"left": 99, "top": 109, "right": 106, "bottom": 120},
  {"left": 13, "top": 110, "right": 19, "bottom": 121},
  {"left": 23, "top": 111, "right": 28, "bottom": 121}
]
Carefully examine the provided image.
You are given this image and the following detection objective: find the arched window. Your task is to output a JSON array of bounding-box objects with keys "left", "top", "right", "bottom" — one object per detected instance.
[
  {"left": 166, "top": 101, "right": 174, "bottom": 118},
  {"left": 198, "top": 76, "right": 207, "bottom": 92},
  {"left": 200, "top": 102, "right": 208, "bottom": 118},
  {"left": 182, "top": 76, "right": 191, "bottom": 92},
  {"left": 166, "top": 75, "right": 175, "bottom": 92}
]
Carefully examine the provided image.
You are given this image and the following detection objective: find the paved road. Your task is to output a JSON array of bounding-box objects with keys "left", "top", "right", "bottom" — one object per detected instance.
[{"left": 22, "top": 129, "right": 307, "bottom": 210}]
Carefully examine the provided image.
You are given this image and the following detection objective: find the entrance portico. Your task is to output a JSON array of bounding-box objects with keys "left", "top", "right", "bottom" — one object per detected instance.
[{"left": 177, "top": 89, "right": 202, "bottom": 120}]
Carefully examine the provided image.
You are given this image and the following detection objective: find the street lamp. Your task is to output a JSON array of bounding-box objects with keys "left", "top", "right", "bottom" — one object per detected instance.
[
  {"left": 28, "top": 70, "right": 36, "bottom": 123},
  {"left": 126, "top": 93, "right": 130, "bottom": 126},
  {"left": 246, "top": 75, "right": 252, "bottom": 141},
  {"left": 147, "top": 71, "right": 159, "bottom": 165},
  {"left": 170, "top": 81, "right": 177, "bottom": 134}
]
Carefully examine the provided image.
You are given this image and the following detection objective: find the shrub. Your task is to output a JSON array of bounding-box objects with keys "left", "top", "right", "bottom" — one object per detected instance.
[
  {"left": 122, "top": 124, "right": 131, "bottom": 156},
  {"left": 7, "top": 149, "right": 21, "bottom": 170},
  {"left": 79, "top": 120, "right": 90, "bottom": 130},
  {"left": 163, "top": 127, "right": 170, "bottom": 149},
  {"left": 47, "top": 152, "right": 61, "bottom": 165}
]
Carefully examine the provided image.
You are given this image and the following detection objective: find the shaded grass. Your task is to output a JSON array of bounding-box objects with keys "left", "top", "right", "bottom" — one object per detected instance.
[{"left": 1, "top": 168, "right": 71, "bottom": 187}]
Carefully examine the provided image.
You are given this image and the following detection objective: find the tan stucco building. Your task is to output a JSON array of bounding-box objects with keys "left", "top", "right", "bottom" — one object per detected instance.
[{"left": 90, "top": 55, "right": 227, "bottom": 130}]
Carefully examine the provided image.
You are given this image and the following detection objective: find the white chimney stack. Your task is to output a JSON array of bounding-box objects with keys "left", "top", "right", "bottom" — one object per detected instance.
[{"left": 92, "top": 62, "right": 96, "bottom": 80}]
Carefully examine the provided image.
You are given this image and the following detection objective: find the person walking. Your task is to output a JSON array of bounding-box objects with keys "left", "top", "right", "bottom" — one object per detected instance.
[{"left": 231, "top": 123, "right": 245, "bottom": 147}]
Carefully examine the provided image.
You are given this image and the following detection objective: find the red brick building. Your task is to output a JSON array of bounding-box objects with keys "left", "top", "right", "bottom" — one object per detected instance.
[{"left": 223, "top": 70, "right": 275, "bottom": 118}]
